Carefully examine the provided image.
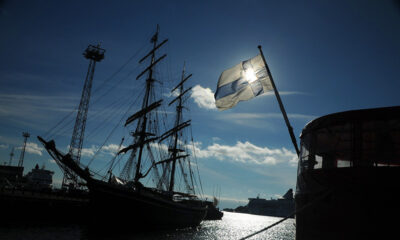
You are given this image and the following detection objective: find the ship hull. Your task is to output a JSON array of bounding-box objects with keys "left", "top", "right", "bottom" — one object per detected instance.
[
  {"left": 37, "top": 132, "right": 207, "bottom": 230},
  {"left": 247, "top": 199, "right": 294, "bottom": 218},
  {"left": 0, "top": 188, "right": 89, "bottom": 224},
  {"left": 86, "top": 179, "right": 207, "bottom": 230},
  {"left": 295, "top": 167, "right": 400, "bottom": 240},
  {"left": 203, "top": 201, "right": 223, "bottom": 220}
]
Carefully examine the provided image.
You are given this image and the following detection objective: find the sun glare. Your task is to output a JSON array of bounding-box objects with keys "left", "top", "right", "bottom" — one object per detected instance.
[{"left": 244, "top": 68, "right": 257, "bottom": 83}]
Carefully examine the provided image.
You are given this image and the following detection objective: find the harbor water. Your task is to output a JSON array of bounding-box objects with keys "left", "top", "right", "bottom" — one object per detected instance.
[{"left": 0, "top": 212, "right": 295, "bottom": 240}]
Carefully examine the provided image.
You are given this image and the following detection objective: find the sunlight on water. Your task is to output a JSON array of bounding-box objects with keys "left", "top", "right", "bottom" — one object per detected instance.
[
  {"left": 137, "top": 211, "right": 295, "bottom": 240},
  {"left": 0, "top": 212, "right": 295, "bottom": 240},
  {"left": 192, "top": 212, "right": 294, "bottom": 240}
]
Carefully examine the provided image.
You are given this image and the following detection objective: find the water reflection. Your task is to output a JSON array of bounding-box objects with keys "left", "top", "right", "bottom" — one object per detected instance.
[{"left": 0, "top": 212, "right": 295, "bottom": 240}]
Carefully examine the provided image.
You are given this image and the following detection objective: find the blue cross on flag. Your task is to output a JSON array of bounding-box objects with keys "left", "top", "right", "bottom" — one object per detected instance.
[{"left": 214, "top": 54, "right": 273, "bottom": 110}]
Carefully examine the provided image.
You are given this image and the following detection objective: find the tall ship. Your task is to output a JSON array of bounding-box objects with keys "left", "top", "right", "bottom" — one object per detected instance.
[
  {"left": 295, "top": 106, "right": 400, "bottom": 239},
  {"left": 39, "top": 26, "right": 207, "bottom": 229}
]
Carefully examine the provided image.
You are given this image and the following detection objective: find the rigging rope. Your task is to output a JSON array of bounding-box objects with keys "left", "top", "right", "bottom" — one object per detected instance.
[
  {"left": 87, "top": 91, "right": 141, "bottom": 167},
  {"left": 43, "top": 107, "right": 77, "bottom": 139},
  {"left": 191, "top": 132, "right": 204, "bottom": 197},
  {"left": 42, "top": 43, "right": 147, "bottom": 141},
  {"left": 238, "top": 189, "right": 333, "bottom": 240},
  {"left": 51, "top": 119, "right": 75, "bottom": 140},
  {"left": 90, "top": 62, "right": 142, "bottom": 106},
  {"left": 85, "top": 98, "right": 127, "bottom": 141},
  {"left": 91, "top": 42, "right": 148, "bottom": 95},
  {"left": 84, "top": 89, "right": 132, "bottom": 142},
  {"left": 185, "top": 142, "right": 196, "bottom": 194}
]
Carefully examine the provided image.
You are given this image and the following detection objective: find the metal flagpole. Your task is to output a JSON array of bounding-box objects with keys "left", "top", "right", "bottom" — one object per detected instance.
[{"left": 257, "top": 45, "right": 300, "bottom": 156}]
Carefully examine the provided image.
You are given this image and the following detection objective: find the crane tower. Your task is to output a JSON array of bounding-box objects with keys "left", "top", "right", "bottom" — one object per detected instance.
[
  {"left": 62, "top": 44, "right": 105, "bottom": 189},
  {"left": 18, "top": 132, "right": 30, "bottom": 167}
]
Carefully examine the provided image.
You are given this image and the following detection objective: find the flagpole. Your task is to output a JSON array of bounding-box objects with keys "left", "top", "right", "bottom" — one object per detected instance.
[{"left": 258, "top": 45, "right": 300, "bottom": 156}]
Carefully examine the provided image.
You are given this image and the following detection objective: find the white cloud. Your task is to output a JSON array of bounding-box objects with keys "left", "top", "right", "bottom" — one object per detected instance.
[
  {"left": 17, "top": 142, "right": 44, "bottom": 156},
  {"left": 163, "top": 89, "right": 180, "bottom": 98},
  {"left": 191, "top": 141, "right": 297, "bottom": 166},
  {"left": 79, "top": 143, "right": 129, "bottom": 158},
  {"left": 212, "top": 137, "right": 221, "bottom": 142},
  {"left": 189, "top": 85, "right": 306, "bottom": 111},
  {"left": 0, "top": 93, "right": 77, "bottom": 132},
  {"left": 0, "top": 93, "right": 77, "bottom": 117},
  {"left": 149, "top": 142, "right": 169, "bottom": 154},
  {"left": 80, "top": 146, "right": 96, "bottom": 157},
  {"left": 0, "top": 144, "right": 8, "bottom": 149},
  {"left": 190, "top": 85, "right": 216, "bottom": 110},
  {"left": 101, "top": 144, "right": 121, "bottom": 154}
]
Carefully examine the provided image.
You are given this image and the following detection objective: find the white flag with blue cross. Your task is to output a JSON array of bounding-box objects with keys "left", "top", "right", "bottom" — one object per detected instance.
[{"left": 214, "top": 54, "right": 273, "bottom": 110}]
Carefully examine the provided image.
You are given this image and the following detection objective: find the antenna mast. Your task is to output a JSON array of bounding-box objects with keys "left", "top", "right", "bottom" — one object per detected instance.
[
  {"left": 18, "top": 132, "right": 30, "bottom": 167},
  {"left": 63, "top": 44, "right": 105, "bottom": 189}
]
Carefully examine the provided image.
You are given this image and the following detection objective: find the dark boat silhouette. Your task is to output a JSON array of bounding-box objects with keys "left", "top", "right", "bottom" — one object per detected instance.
[
  {"left": 0, "top": 162, "right": 89, "bottom": 224},
  {"left": 247, "top": 189, "right": 294, "bottom": 218},
  {"left": 204, "top": 196, "right": 223, "bottom": 220},
  {"left": 38, "top": 25, "right": 207, "bottom": 230},
  {"left": 295, "top": 106, "right": 400, "bottom": 239}
]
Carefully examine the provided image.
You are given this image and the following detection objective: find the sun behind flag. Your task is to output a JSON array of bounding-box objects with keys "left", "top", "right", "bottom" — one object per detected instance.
[
  {"left": 214, "top": 54, "right": 273, "bottom": 110},
  {"left": 214, "top": 45, "right": 300, "bottom": 156}
]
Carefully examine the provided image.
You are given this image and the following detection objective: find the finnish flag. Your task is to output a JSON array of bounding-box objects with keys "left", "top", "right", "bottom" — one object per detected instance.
[{"left": 214, "top": 54, "right": 273, "bottom": 110}]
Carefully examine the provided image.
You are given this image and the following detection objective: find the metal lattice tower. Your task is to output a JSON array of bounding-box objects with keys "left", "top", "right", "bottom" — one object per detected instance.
[
  {"left": 18, "top": 132, "right": 30, "bottom": 167},
  {"left": 63, "top": 44, "right": 105, "bottom": 189},
  {"left": 9, "top": 147, "right": 14, "bottom": 166}
]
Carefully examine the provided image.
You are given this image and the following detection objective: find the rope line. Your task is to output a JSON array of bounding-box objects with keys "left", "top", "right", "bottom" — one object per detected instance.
[
  {"left": 43, "top": 107, "right": 77, "bottom": 139},
  {"left": 42, "top": 41, "right": 148, "bottom": 140},
  {"left": 239, "top": 189, "right": 333, "bottom": 240},
  {"left": 87, "top": 91, "right": 141, "bottom": 167},
  {"left": 92, "top": 42, "right": 148, "bottom": 95}
]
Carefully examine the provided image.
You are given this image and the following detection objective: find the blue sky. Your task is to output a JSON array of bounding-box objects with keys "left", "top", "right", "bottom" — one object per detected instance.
[{"left": 0, "top": 0, "right": 399, "bottom": 208}]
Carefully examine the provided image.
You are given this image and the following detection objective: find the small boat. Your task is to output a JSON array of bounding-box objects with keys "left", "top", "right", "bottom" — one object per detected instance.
[
  {"left": 295, "top": 106, "right": 400, "bottom": 239},
  {"left": 204, "top": 196, "right": 223, "bottom": 220}
]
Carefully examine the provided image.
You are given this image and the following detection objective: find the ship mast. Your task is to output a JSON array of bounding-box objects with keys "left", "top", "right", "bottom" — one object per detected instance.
[
  {"left": 134, "top": 26, "right": 159, "bottom": 183},
  {"left": 166, "top": 64, "right": 193, "bottom": 192},
  {"left": 120, "top": 25, "right": 168, "bottom": 184}
]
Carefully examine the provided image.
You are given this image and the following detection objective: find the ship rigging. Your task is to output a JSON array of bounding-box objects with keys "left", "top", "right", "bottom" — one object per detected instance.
[{"left": 38, "top": 25, "right": 207, "bottom": 229}]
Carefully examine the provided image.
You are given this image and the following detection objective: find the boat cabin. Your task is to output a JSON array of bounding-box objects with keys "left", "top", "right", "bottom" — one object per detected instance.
[
  {"left": 298, "top": 106, "right": 400, "bottom": 173},
  {"left": 295, "top": 106, "right": 400, "bottom": 239}
]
